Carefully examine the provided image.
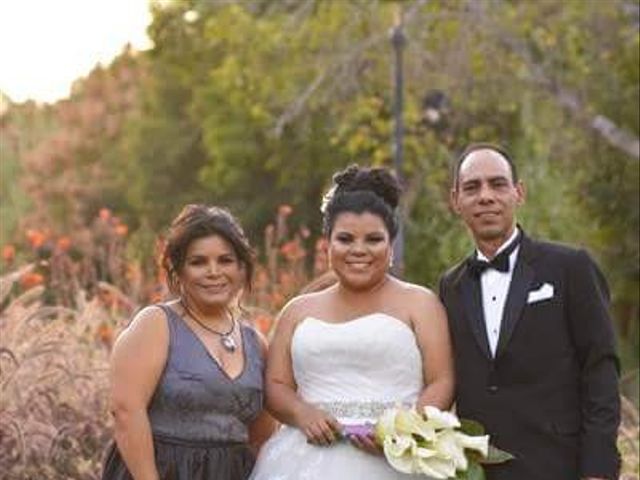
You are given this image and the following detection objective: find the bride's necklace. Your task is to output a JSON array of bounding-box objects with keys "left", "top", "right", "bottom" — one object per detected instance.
[{"left": 180, "top": 300, "right": 237, "bottom": 353}]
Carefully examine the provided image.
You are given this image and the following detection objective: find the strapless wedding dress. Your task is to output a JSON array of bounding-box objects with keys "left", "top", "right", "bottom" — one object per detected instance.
[{"left": 250, "top": 313, "right": 428, "bottom": 480}]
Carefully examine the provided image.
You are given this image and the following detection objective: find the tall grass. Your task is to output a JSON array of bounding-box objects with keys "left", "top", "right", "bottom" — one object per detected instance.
[{"left": 0, "top": 280, "right": 117, "bottom": 478}]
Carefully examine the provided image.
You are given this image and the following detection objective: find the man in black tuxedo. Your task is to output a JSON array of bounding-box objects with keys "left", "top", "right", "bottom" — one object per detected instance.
[{"left": 439, "top": 144, "right": 620, "bottom": 480}]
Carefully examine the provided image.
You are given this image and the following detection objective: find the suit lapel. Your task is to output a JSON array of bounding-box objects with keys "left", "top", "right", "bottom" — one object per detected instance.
[
  {"left": 495, "top": 235, "right": 537, "bottom": 358},
  {"left": 457, "top": 261, "right": 492, "bottom": 359}
]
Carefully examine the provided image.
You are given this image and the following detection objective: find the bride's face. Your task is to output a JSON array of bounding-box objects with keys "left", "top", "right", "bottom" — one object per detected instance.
[{"left": 328, "top": 211, "right": 392, "bottom": 290}]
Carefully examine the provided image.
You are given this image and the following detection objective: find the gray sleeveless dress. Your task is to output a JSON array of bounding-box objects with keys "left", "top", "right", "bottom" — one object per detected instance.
[{"left": 102, "top": 304, "right": 264, "bottom": 480}]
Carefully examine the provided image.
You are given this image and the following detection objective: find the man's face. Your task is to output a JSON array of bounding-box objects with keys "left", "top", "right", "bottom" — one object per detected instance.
[{"left": 451, "top": 149, "right": 525, "bottom": 245}]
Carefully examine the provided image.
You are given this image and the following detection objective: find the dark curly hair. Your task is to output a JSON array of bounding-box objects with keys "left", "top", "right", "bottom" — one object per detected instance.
[
  {"left": 321, "top": 165, "right": 402, "bottom": 239},
  {"left": 161, "top": 204, "right": 255, "bottom": 295}
]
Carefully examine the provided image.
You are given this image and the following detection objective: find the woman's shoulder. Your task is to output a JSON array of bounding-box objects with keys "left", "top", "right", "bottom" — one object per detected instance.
[
  {"left": 387, "top": 278, "right": 444, "bottom": 322},
  {"left": 284, "top": 288, "right": 332, "bottom": 316},
  {"left": 390, "top": 277, "right": 438, "bottom": 302},
  {"left": 115, "top": 303, "right": 170, "bottom": 347},
  {"left": 274, "top": 288, "right": 334, "bottom": 333},
  {"left": 110, "top": 304, "right": 171, "bottom": 389},
  {"left": 386, "top": 279, "right": 446, "bottom": 330}
]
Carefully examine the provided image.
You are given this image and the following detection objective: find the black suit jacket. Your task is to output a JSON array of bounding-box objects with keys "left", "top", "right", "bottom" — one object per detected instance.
[{"left": 439, "top": 233, "right": 620, "bottom": 480}]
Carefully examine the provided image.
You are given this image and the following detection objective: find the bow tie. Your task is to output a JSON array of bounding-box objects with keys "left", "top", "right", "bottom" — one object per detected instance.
[{"left": 467, "top": 234, "right": 521, "bottom": 278}]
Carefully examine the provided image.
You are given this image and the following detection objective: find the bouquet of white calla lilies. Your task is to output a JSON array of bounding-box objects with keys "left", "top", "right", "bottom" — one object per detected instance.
[
  {"left": 373, "top": 405, "right": 513, "bottom": 479},
  {"left": 422, "top": 406, "right": 461, "bottom": 430}
]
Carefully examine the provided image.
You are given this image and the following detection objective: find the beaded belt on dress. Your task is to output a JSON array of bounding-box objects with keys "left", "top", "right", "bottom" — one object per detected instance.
[{"left": 311, "top": 400, "right": 411, "bottom": 419}]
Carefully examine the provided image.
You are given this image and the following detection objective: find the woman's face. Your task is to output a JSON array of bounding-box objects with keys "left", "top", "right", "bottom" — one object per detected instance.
[
  {"left": 328, "top": 211, "right": 392, "bottom": 291},
  {"left": 178, "top": 234, "right": 245, "bottom": 312}
]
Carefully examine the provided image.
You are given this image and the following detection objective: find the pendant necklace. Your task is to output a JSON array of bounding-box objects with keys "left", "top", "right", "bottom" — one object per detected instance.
[{"left": 180, "top": 301, "right": 237, "bottom": 353}]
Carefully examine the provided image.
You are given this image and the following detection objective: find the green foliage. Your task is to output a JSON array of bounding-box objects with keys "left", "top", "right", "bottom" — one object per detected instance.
[
  {"left": 2, "top": 0, "right": 638, "bottom": 375},
  {"left": 456, "top": 461, "right": 485, "bottom": 480},
  {"left": 0, "top": 101, "right": 54, "bottom": 244},
  {"left": 482, "top": 445, "right": 516, "bottom": 464},
  {"left": 460, "top": 419, "right": 486, "bottom": 436}
]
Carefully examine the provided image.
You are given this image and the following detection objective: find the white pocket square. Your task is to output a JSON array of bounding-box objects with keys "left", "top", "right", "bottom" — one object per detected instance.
[{"left": 527, "top": 283, "right": 554, "bottom": 304}]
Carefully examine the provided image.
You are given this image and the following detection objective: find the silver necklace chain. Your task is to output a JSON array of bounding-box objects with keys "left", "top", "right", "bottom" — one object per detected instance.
[{"left": 180, "top": 300, "right": 238, "bottom": 352}]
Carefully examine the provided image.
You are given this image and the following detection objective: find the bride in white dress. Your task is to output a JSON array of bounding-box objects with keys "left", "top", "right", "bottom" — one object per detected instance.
[{"left": 250, "top": 166, "right": 454, "bottom": 480}]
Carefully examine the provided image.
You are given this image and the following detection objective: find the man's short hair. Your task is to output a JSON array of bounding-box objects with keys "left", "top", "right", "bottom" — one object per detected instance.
[{"left": 453, "top": 143, "right": 518, "bottom": 189}]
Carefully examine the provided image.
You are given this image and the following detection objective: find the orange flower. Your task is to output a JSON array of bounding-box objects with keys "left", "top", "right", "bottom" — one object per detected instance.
[
  {"left": 115, "top": 224, "right": 128, "bottom": 237},
  {"left": 280, "top": 240, "right": 306, "bottom": 261},
  {"left": 26, "top": 229, "right": 46, "bottom": 248},
  {"left": 278, "top": 204, "right": 293, "bottom": 217},
  {"left": 56, "top": 236, "right": 72, "bottom": 252},
  {"left": 20, "top": 272, "right": 45, "bottom": 289},
  {"left": 280, "top": 241, "right": 296, "bottom": 257},
  {"left": 96, "top": 322, "right": 114, "bottom": 348},
  {"left": 2, "top": 244, "right": 15, "bottom": 263},
  {"left": 254, "top": 314, "right": 273, "bottom": 335}
]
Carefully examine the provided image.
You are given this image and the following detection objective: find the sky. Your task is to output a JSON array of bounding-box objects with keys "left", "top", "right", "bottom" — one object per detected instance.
[{"left": 0, "top": 0, "right": 153, "bottom": 104}]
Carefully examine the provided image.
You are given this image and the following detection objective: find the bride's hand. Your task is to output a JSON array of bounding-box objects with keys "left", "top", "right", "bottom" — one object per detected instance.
[
  {"left": 347, "top": 433, "right": 383, "bottom": 456},
  {"left": 294, "top": 404, "right": 341, "bottom": 446}
]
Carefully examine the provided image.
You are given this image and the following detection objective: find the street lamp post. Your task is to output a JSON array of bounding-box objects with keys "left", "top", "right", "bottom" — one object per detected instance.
[{"left": 390, "top": 13, "right": 406, "bottom": 277}]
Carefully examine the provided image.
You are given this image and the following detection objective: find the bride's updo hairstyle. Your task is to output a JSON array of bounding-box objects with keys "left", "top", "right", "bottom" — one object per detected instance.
[{"left": 321, "top": 164, "right": 401, "bottom": 240}]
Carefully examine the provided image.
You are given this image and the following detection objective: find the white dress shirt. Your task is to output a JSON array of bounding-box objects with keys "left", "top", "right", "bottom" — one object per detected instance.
[{"left": 476, "top": 228, "right": 520, "bottom": 357}]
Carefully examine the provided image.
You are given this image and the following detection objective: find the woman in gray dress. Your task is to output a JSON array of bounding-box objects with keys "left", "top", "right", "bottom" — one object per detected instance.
[{"left": 102, "top": 204, "right": 274, "bottom": 480}]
